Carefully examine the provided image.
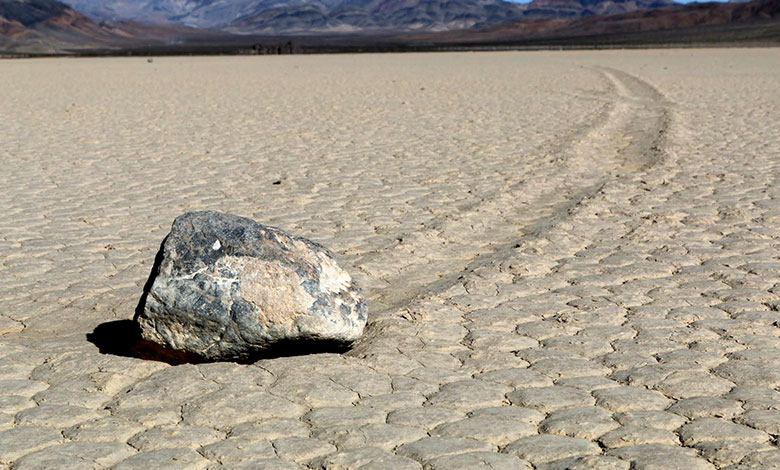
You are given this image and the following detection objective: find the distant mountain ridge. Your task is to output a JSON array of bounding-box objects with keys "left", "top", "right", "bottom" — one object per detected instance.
[
  {"left": 227, "top": 0, "right": 528, "bottom": 33},
  {"left": 4, "top": 0, "right": 777, "bottom": 54},
  {"left": 59, "top": 0, "right": 676, "bottom": 33},
  {"left": 523, "top": 0, "right": 674, "bottom": 18},
  {"left": 0, "top": 0, "right": 67, "bottom": 26},
  {"left": 0, "top": 0, "right": 204, "bottom": 53},
  {"left": 0, "top": 0, "right": 112, "bottom": 50},
  {"left": 476, "top": 0, "right": 780, "bottom": 38}
]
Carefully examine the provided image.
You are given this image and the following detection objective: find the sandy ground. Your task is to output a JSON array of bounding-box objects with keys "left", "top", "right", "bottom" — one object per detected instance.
[{"left": 1, "top": 49, "right": 779, "bottom": 469}]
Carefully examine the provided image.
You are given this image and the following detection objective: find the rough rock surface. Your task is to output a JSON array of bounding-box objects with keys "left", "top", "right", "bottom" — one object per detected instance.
[{"left": 135, "top": 211, "right": 367, "bottom": 361}]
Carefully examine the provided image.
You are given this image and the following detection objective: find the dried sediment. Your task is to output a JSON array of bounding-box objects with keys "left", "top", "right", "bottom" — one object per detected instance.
[{"left": 1, "top": 51, "right": 780, "bottom": 470}]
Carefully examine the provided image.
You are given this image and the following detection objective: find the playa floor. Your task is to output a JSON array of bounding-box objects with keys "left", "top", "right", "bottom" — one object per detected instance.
[{"left": 1, "top": 49, "right": 779, "bottom": 469}]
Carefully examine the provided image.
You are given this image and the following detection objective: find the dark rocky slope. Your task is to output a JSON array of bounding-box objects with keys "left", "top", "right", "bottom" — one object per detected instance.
[{"left": 60, "top": 0, "right": 677, "bottom": 33}]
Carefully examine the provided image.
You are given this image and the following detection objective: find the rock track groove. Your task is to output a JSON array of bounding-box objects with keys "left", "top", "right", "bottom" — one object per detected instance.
[{"left": 361, "top": 65, "right": 671, "bottom": 314}]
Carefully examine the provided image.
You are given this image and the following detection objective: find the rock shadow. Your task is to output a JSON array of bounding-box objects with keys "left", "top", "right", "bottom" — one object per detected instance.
[
  {"left": 88, "top": 236, "right": 352, "bottom": 365},
  {"left": 87, "top": 319, "right": 353, "bottom": 365},
  {"left": 87, "top": 319, "right": 207, "bottom": 365}
]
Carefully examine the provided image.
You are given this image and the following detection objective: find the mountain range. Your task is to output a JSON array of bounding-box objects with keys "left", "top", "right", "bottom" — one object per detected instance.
[
  {"left": 0, "top": 0, "right": 211, "bottom": 53},
  {"left": 404, "top": 0, "right": 780, "bottom": 43},
  {"left": 1, "top": 0, "right": 778, "bottom": 53},
  {"left": 0, "top": 0, "right": 115, "bottom": 51},
  {"left": 59, "top": 0, "right": 675, "bottom": 33}
]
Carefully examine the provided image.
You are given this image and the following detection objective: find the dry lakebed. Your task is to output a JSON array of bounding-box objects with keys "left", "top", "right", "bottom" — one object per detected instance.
[{"left": 1, "top": 49, "right": 780, "bottom": 469}]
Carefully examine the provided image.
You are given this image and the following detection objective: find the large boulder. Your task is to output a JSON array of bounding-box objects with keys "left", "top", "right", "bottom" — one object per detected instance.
[{"left": 135, "top": 211, "right": 367, "bottom": 361}]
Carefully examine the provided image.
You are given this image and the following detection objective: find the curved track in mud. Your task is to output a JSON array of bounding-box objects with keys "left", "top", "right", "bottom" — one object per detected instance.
[{"left": 359, "top": 66, "right": 671, "bottom": 316}]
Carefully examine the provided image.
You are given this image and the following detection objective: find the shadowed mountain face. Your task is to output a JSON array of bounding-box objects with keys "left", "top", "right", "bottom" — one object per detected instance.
[
  {"left": 489, "top": 0, "right": 780, "bottom": 37},
  {"left": 0, "top": 0, "right": 107, "bottom": 50},
  {"left": 59, "top": 0, "right": 676, "bottom": 32},
  {"left": 394, "top": 0, "right": 780, "bottom": 44},
  {"left": 523, "top": 0, "right": 675, "bottom": 18},
  {"left": 228, "top": 0, "right": 532, "bottom": 33},
  {"left": 0, "top": 0, "right": 209, "bottom": 53},
  {"left": 0, "top": 0, "right": 67, "bottom": 26}
]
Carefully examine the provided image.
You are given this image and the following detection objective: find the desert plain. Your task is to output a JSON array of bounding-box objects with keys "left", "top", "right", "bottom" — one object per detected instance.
[{"left": 1, "top": 49, "right": 780, "bottom": 469}]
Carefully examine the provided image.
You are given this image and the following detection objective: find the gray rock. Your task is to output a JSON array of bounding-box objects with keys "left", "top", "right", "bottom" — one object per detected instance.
[{"left": 135, "top": 211, "right": 367, "bottom": 361}]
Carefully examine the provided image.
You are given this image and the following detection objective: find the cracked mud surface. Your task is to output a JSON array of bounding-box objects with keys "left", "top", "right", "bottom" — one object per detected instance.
[{"left": 1, "top": 49, "right": 780, "bottom": 469}]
